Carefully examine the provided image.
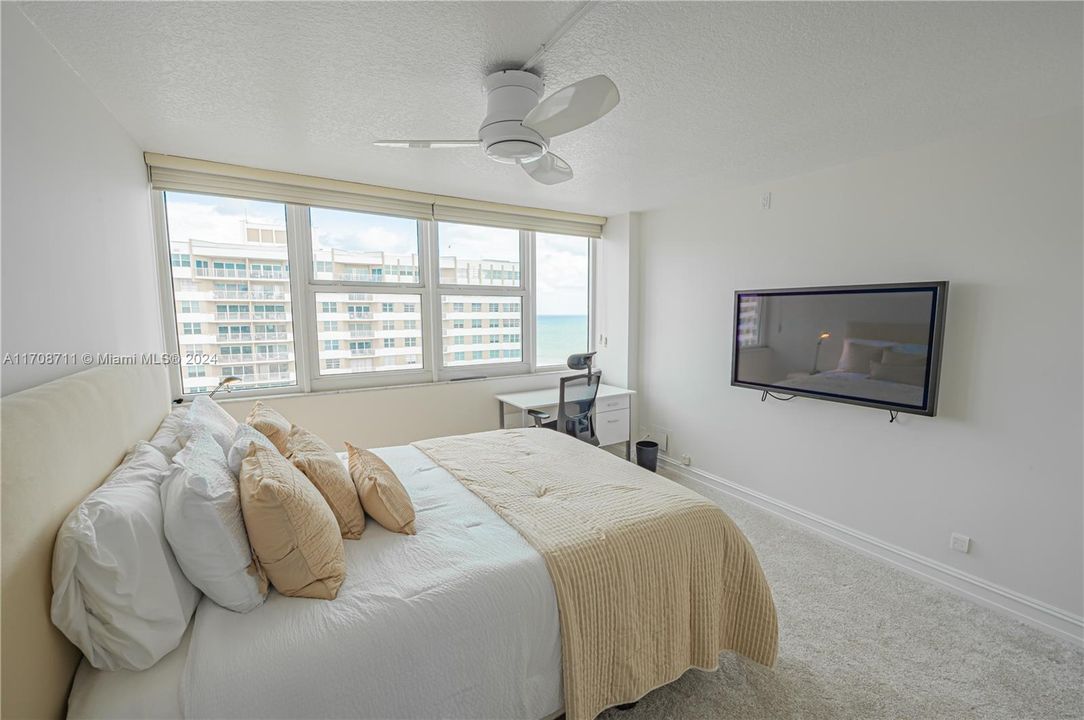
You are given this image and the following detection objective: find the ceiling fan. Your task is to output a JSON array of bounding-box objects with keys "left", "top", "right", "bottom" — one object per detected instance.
[{"left": 373, "top": 69, "right": 620, "bottom": 185}]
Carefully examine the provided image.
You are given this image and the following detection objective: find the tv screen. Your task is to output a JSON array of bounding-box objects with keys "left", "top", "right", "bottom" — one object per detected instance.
[{"left": 731, "top": 282, "right": 948, "bottom": 416}]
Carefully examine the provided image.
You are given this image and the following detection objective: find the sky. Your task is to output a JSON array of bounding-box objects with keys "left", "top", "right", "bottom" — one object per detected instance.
[{"left": 165, "top": 191, "right": 589, "bottom": 315}]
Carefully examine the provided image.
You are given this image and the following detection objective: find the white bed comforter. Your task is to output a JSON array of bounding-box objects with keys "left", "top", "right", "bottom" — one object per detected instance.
[
  {"left": 781, "top": 370, "right": 924, "bottom": 406},
  {"left": 69, "top": 445, "right": 563, "bottom": 720}
]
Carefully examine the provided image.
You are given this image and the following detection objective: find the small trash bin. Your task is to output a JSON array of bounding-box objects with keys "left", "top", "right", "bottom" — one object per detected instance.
[{"left": 635, "top": 440, "right": 659, "bottom": 472}]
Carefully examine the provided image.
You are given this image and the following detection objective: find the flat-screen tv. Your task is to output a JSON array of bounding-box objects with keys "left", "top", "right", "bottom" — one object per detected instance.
[{"left": 731, "top": 282, "right": 948, "bottom": 416}]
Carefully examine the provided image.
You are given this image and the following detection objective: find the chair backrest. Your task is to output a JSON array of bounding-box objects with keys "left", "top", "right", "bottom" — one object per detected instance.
[{"left": 557, "top": 370, "right": 602, "bottom": 442}]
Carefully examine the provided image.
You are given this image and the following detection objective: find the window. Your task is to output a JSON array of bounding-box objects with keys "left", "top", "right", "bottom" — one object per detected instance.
[
  {"left": 736, "top": 295, "right": 766, "bottom": 348},
  {"left": 535, "top": 233, "right": 590, "bottom": 366},
  {"left": 311, "top": 208, "right": 420, "bottom": 283},
  {"left": 438, "top": 222, "right": 519, "bottom": 287},
  {"left": 163, "top": 191, "right": 296, "bottom": 393},
  {"left": 314, "top": 293, "right": 423, "bottom": 375},
  {"left": 157, "top": 182, "right": 594, "bottom": 395},
  {"left": 443, "top": 296, "right": 523, "bottom": 366}
]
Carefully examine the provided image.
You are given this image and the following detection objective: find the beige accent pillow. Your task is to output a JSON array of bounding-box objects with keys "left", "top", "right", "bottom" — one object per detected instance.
[
  {"left": 287, "top": 426, "right": 365, "bottom": 539},
  {"left": 245, "top": 401, "right": 291, "bottom": 453},
  {"left": 869, "top": 361, "right": 926, "bottom": 387},
  {"left": 346, "top": 443, "right": 417, "bottom": 535},
  {"left": 836, "top": 338, "right": 892, "bottom": 374},
  {"left": 239, "top": 444, "right": 346, "bottom": 599}
]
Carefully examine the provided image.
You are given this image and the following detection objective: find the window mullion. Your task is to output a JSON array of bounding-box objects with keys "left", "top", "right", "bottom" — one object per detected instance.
[
  {"left": 286, "top": 204, "right": 313, "bottom": 393},
  {"left": 523, "top": 229, "right": 537, "bottom": 373},
  {"left": 425, "top": 219, "right": 444, "bottom": 381}
]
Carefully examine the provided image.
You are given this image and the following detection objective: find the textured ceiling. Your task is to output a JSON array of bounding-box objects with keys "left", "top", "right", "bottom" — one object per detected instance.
[{"left": 17, "top": 1, "right": 1083, "bottom": 216}]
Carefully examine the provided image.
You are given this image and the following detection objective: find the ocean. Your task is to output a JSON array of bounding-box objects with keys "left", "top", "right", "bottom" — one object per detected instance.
[{"left": 537, "top": 315, "right": 589, "bottom": 367}]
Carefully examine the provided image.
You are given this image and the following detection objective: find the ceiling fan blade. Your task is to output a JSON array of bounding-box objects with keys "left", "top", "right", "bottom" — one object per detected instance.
[
  {"left": 522, "top": 75, "right": 619, "bottom": 138},
  {"left": 521, "top": 152, "right": 573, "bottom": 185},
  {"left": 372, "top": 140, "right": 480, "bottom": 149}
]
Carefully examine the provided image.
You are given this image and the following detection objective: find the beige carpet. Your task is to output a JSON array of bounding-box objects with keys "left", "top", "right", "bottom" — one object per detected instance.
[{"left": 593, "top": 470, "right": 1083, "bottom": 720}]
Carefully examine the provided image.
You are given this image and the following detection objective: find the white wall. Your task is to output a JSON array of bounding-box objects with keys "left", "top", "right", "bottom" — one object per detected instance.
[
  {"left": 637, "top": 109, "right": 1083, "bottom": 619},
  {"left": 1, "top": 5, "right": 161, "bottom": 395},
  {"left": 595, "top": 213, "right": 641, "bottom": 390}
]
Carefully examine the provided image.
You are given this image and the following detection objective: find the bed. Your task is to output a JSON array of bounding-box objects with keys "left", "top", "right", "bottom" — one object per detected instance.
[{"left": 1, "top": 365, "right": 776, "bottom": 720}]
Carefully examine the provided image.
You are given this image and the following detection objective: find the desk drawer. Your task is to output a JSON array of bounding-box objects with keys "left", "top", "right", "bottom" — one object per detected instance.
[
  {"left": 595, "top": 408, "right": 629, "bottom": 447},
  {"left": 596, "top": 394, "right": 630, "bottom": 413}
]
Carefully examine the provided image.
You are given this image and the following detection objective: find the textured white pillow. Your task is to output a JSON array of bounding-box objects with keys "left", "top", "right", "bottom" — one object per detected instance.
[
  {"left": 51, "top": 442, "right": 201, "bottom": 671},
  {"left": 836, "top": 338, "right": 895, "bottom": 374},
  {"left": 149, "top": 404, "right": 190, "bottom": 460},
  {"left": 227, "top": 423, "right": 279, "bottom": 478},
  {"left": 881, "top": 348, "right": 927, "bottom": 367},
  {"left": 162, "top": 429, "right": 268, "bottom": 613},
  {"left": 182, "top": 395, "right": 238, "bottom": 456}
]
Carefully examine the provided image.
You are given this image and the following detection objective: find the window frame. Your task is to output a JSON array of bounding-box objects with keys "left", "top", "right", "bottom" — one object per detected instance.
[{"left": 154, "top": 191, "right": 595, "bottom": 400}]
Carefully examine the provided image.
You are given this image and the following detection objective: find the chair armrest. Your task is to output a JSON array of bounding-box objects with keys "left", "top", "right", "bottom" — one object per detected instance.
[{"left": 526, "top": 409, "right": 551, "bottom": 427}]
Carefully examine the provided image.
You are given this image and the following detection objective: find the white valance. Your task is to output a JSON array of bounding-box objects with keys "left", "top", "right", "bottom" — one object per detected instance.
[{"left": 146, "top": 153, "right": 605, "bottom": 237}]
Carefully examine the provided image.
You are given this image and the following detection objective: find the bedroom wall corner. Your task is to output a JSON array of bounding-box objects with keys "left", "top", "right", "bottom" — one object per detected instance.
[
  {"left": 636, "top": 108, "right": 1084, "bottom": 625},
  {"left": 596, "top": 212, "right": 643, "bottom": 438},
  {"left": 0, "top": 5, "right": 161, "bottom": 396}
]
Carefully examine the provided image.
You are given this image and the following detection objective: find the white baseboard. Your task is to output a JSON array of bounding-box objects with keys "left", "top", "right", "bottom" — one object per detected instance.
[{"left": 658, "top": 456, "right": 1084, "bottom": 648}]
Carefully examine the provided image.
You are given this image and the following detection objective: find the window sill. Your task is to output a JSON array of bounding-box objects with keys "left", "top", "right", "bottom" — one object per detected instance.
[{"left": 214, "top": 368, "right": 576, "bottom": 405}]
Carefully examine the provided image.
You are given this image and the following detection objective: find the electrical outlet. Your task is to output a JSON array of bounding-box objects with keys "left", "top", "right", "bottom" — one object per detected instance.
[
  {"left": 950, "top": 533, "right": 971, "bottom": 554},
  {"left": 680, "top": 454, "right": 692, "bottom": 466},
  {"left": 761, "top": 192, "right": 772, "bottom": 210}
]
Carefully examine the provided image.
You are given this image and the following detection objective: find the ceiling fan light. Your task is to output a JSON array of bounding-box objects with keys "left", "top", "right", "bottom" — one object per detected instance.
[{"left": 484, "top": 139, "right": 546, "bottom": 164}]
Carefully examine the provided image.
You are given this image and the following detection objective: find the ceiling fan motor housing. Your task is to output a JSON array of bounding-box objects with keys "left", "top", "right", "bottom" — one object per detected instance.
[{"left": 479, "top": 70, "right": 547, "bottom": 164}]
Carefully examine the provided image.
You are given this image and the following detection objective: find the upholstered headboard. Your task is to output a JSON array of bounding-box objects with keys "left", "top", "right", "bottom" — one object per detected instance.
[
  {"left": 1, "top": 365, "right": 172, "bottom": 719},
  {"left": 845, "top": 321, "right": 930, "bottom": 345}
]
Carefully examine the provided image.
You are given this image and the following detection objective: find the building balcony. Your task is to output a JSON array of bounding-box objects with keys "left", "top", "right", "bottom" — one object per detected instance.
[
  {"left": 215, "top": 312, "right": 250, "bottom": 321},
  {"left": 250, "top": 270, "right": 288, "bottom": 280},
  {"left": 253, "top": 352, "right": 291, "bottom": 361},
  {"left": 349, "top": 347, "right": 375, "bottom": 357},
  {"left": 216, "top": 333, "right": 253, "bottom": 342},
  {"left": 347, "top": 293, "right": 374, "bottom": 301},
  {"left": 252, "top": 312, "right": 288, "bottom": 320},
  {"left": 213, "top": 290, "right": 250, "bottom": 300},
  {"left": 197, "top": 268, "right": 247, "bottom": 279},
  {"left": 252, "top": 292, "right": 287, "bottom": 301},
  {"left": 221, "top": 353, "right": 255, "bottom": 362},
  {"left": 348, "top": 312, "right": 374, "bottom": 320},
  {"left": 349, "top": 331, "right": 375, "bottom": 339},
  {"left": 253, "top": 332, "right": 290, "bottom": 341}
]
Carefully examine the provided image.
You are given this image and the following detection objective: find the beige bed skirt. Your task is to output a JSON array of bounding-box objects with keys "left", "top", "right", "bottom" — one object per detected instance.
[{"left": 414, "top": 429, "right": 778, "bottom": 720}]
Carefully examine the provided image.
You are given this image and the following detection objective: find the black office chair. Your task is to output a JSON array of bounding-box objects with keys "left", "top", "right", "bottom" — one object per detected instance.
[{"left": 528, "top": 353, "right": 601, "bottom": 446}]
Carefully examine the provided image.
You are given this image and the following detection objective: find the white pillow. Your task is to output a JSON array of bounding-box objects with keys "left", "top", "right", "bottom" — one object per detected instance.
[
  {"left": 148, "top": 404, "right": 190, "bottom": 460},
  {"left": 182, "top": 395, "right": 238, "bottom": 456},
  {"left": 227, "top": 423, "right": 279, "bottom": 478},
  {"left": 51, "top": 442, "right": 201, "bottom": 671},
  {"left": 162, "top": 429, "right": 268, "bottom": 613},
  {"left": 836, "top": 338, "right": 895, "bottom": 374}
]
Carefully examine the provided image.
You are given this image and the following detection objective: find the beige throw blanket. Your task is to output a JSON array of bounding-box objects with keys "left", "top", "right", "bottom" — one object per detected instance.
[{"left": 413, "top": 429, "right": 778, "bottom": 720}]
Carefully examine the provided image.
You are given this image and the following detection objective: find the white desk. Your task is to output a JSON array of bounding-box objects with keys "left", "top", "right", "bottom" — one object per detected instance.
[{"left": 495, "top": 384, "right": 636, "bottom": 459}]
